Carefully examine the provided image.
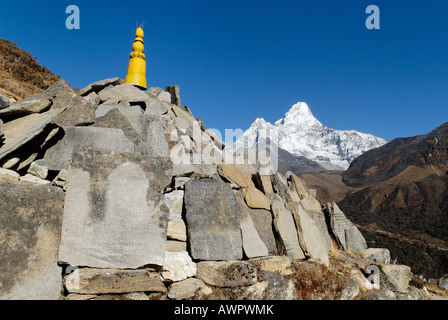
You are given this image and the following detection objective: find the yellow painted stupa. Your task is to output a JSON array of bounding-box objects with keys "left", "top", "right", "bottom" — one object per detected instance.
[{"left": 124, "top": 27, "right": 147, "bottom": 90}]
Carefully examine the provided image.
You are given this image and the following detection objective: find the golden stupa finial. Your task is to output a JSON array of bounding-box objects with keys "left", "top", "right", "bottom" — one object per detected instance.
[{"left": 124, "top": 23, "right": 147, "bottom": 90}]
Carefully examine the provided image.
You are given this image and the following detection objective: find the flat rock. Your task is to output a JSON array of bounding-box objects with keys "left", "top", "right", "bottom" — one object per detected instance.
[
  {"left": 0, "top": 167, "right": 20, "bottom": 181},
  {"left": 253, "top": 173, "right": 274, "bottom": 195},
  {"left": 167, "top": 219, "right": 187, "bottom": 242},
  {"left": 98, "top": 83, "right": 149, "bottom": 105},
  {"left": 185, "top": 179, "right": 243, "bottom": 261},
  {"left": 0, "top": 106, "right": 66, "bottom": 162},
  {"left": 291, "top": 203, "right": 329, "bottom": 266},
  {"left": 51, "top": 87, "right": 96, "bottom": 126},
  {"left": 148, "top": 87, "right": 172, "bottom": 103},
  {"left": 79, "top": 77, "right": 124, "bottom": 96},
  {"left": 270, "top": 196, "right": 305, "bottom": 260},
  {"left": 326, "top": 202, "right": 367, "bottom": 253},
  {"left": 0, "top": 80, "right": 68, "bottom": 116},
  {"left": 289, "top": 174, "right": 310, "bottom": 199},
  {"left": 235, "top": 193, "right": 269, "bottom": 258},
  {"left": 197, "top": 261, "right": 257, "bottom": 288},
  {"left": 58, "top": 148, "right": 172, "bottom": 269},
  {"left": 164, "top": 190, "right": 184, "bottom": 220},
  {"left": 242, "top": 186, "right": 272, "bottom": 210},
  {"left": 161, "top": 251, "right": 197, "bottom": 282},
  {"left": 65, "top": 268, "right": 166, "bottom": 295},
  {"left": 0, "top": 180, "right": 65, "bottom": 300},
  {"left": 95, "top": 104, "right": 144, "bottom": 136},
  {"left": 217, "top": 164, "right": 254, "bottom": 188},
  {"left": 168, "top": 278, "right": 206, "bottom": 300},
  {"left": 44, "top": 126, "right": 135, "bottom": 171}
]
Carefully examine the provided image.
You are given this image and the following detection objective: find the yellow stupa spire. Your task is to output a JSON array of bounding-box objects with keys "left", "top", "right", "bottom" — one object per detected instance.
[{"left": 124, "top": 27, "right": 147, "bottom": 90}]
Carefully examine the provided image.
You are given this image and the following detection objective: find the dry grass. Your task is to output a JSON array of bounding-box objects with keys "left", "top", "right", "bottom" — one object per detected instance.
[{"left": 0, "top": 39, "right": 60, "bottom": 101}]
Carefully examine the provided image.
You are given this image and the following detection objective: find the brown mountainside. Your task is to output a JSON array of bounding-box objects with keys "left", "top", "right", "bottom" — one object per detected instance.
[
  {"left": 301, "top": 123, "right": 448, "bottom": 279},
  {"left": 0, "top": 39, "right": 60, "bottom": 102}
]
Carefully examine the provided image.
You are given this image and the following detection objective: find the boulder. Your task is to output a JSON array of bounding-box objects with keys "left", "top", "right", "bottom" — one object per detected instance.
[
  {"left": 161, "top": 251, "right": 197, "bottom": 282},
  {"left": 0, "top": 106, "right": 66, "bottom": 162},
  {"left": 0, "top": 180, "right": 65, "bottom": 300},
  {"left": 0, "top": 167, "right": 20, "bottom": 181},
  {"left": 27, "top": 159, "right": 49, "bottom": 180},
  {"left": 345, "top": 225, "right": 368, "bottom": 254},
  {"left": 270, "top": 196, "right": 305, "bottom": 260},
  {"left": 250, "top": 256, "right": 294, "bottom": 281},
  {"left": 378, "top": 264, "right": 411, "bottom": 293},
  {"left": 58, "top": 148, "right": 172, "bottom": 269},
  {"left": 166, "top": 86, "right": 181, "bottom": 108},
  {"left": 291, "top": 203, "right": 329, "bottom": 266},
  {"left": 43, "top": 126, "right": 135, "bottom": 171},
  {"left": 235, "top": 193, "right": 269, "bottom": 258},
  {"left": 184, "top": 179, "right": 243, "bottom": 261},
  {"left": 360, "top": 248, "right": 391, "bottom": 265},
  {"left": 338, "top": 281, "right": 360, "bottom": 300},
  {"left": 244, "top": 276, "right": 297, "bottom": 300},
  {"left": 168, "top": 278, "right": 207, "bottom": 300},
  {"left": 96, "top": 104, "right": 145, "bottom": 136},
  {"left": 145, "top": 96, "right": 171, "bottom": 116},
  {"left": 364, "top": 289, "right": 397, "bottom": 300},
  {"left": 78, "top": 77, "right": 124, "bottom": 96},
  {"left": 0, "top": 92, "right": 9, "bottom": 110},
  {"left": 148, "top": 87, "right": 172, "bottom": 104},
  {"left": 196, "top": 261, "right": 257, "bottom": 288},
  {"left": 64, "top": 268, "right": 166, "bottom": 295}
]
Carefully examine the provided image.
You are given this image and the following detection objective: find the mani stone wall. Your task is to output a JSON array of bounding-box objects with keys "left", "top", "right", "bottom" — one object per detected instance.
[{"left": 0, "top": 78, "right": 417, "bottom": 300}]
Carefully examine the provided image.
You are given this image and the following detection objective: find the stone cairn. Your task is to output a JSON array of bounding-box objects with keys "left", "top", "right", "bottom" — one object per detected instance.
[{"left": 0, "top": 79, "right": 430, "bottom": 300}]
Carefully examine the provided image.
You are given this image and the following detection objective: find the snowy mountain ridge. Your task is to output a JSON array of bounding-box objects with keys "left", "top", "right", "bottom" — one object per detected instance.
[{"left": 229, "top": 102, "right": 388, "bottom": 171}]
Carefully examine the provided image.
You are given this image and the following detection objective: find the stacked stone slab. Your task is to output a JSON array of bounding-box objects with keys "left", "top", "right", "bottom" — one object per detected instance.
[{"left": 0, "top": 78, "right": 426, "bottom": 300}]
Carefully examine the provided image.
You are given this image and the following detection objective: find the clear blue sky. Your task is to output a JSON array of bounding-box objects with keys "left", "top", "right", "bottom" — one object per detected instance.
[{"left": 0, "top": 0, "right": 447, "bottom": 141}]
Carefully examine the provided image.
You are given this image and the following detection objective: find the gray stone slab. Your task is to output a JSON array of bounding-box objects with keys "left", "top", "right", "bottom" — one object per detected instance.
[
  {"left": 248, "top": 208, "right": 277, "bottom": 255},
  {"left": 0, "top": 180, "right": 65, "bottom": 300},
  {"left": 185, "top": 179, "right": 243, "bottom": 261},
  {"left": 0, "top": 106, "right": 66, "bottom": 162},
  {"left": 270, "top": 195, "right": 305, "bottom": 260},
  {"left": 0, "top": 80, "right": 68, "bottom": 116},
  {"left": 44, "top": 126, "right": 135, "bottom": 171},
  {"left": 235, "top": 193, "right": 268, "bottom": 258},
  {"left": 58, "top": 148, "right": 172, "bottom": 269},
  {"left": 79, "top": 77, "right": 124, "bottom": 96},
  {"left": 291, "top": 203, "right": 329, "bottom": 266},
  {"left": 52, "top": 87, "right": 96, "bottom": 126}
]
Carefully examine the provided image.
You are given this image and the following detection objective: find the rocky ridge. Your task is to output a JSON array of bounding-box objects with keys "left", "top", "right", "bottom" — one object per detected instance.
[{"left": 0, "top": 79, "right": 446, "bottom": 300}]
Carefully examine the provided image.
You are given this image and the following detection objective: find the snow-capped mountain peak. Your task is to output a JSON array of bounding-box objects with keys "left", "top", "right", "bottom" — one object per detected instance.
[
  {"left": 230, "top": 101, "right": 388, "bottom": 171},
  {"left": 275, "top": 102, "right": 322, "bottom": 127}
]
